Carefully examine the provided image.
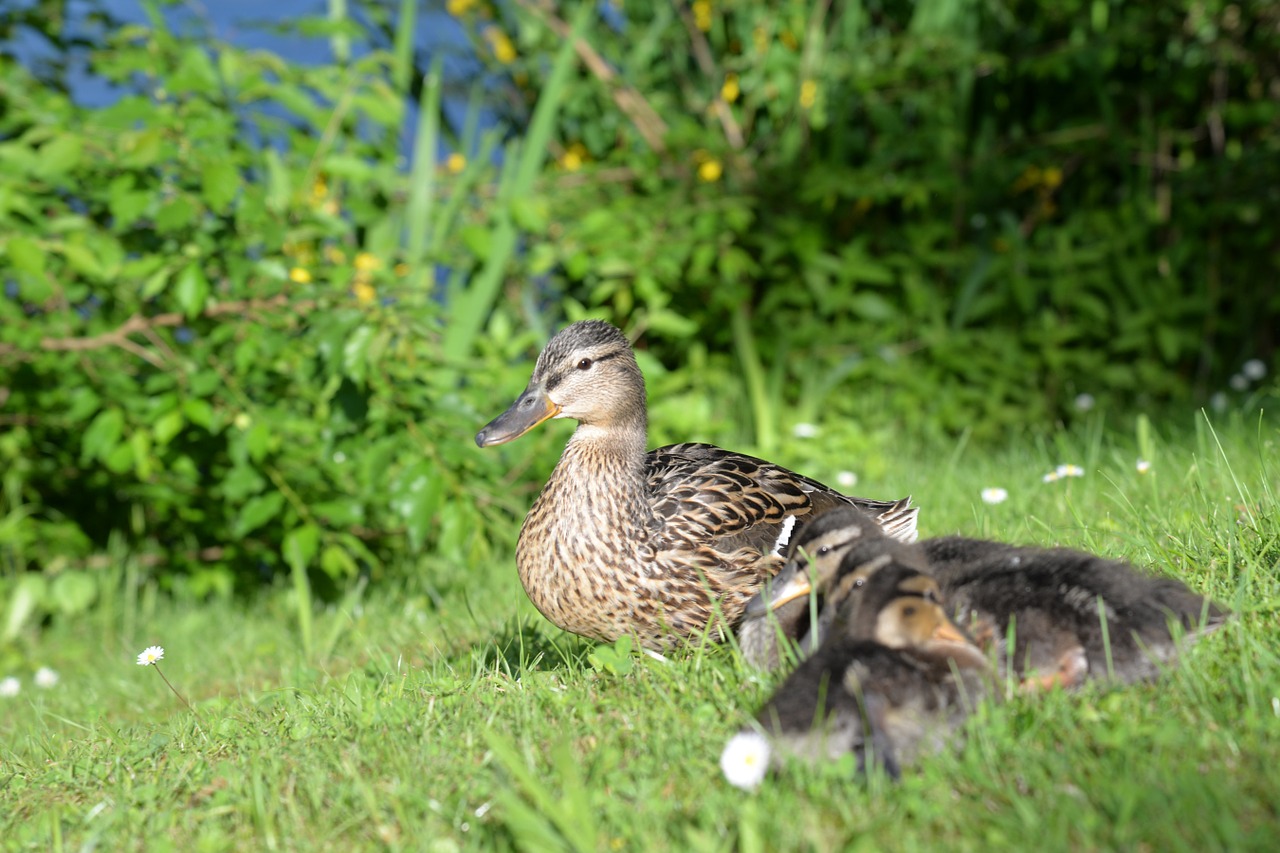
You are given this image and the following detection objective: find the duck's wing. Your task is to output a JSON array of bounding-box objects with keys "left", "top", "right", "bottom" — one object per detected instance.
[{"left": 647, "top": 442, "right": 918, "bottom": 554}]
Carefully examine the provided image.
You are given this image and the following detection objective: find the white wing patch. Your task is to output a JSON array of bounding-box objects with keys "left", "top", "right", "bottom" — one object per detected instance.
[{"left": 771, "top": 514, "right": 798, "bottom": 556}]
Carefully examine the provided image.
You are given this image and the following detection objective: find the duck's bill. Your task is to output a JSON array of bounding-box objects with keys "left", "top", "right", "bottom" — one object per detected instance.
[
  {"left": 475, "top": 386, "right": 561, "bottom": 447},
  {"left": 925, "top": 616, "right": 984, "bottom": 662},
  {"left": 744, "top": 570, "right": 811, "bottom": 618}
]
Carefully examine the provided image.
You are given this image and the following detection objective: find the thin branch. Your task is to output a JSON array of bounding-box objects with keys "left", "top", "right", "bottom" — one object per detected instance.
[
  {"left": 515, "top": 0, "right": 669, "bottom": 153},
  {"left": 0, "top": 295, "right": 316, "bottom": 364},
  {"left": 673, "top": 1, "right": 745, "bottom": 151}
]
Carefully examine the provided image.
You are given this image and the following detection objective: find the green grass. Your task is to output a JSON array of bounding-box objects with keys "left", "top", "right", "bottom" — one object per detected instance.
[{"left": 2, "top": 411, "right": 1278, "bottom": 851}]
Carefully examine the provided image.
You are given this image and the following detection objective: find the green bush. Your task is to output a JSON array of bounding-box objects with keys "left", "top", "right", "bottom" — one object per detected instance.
[{"left": 1, "top": 1, "right": 1277, "bottom": 631}]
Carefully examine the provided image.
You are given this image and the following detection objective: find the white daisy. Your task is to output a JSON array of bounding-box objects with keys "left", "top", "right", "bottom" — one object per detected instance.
[
  {"left": 0, "top": 676, "right": 19, "bottom": 698},
  {"left": 1074, "top": 393, "right": 1095, "bottom": 412},
  {"left": 1136, "top": 459, "right": 1152, "bottom": 474},
  {"left": 136, "top": 646, "right": 165, "bottom": 666},
  {"left": 1210, "top": 392, "right": 1228, "bottom": 412},
  {"left": 1229, "top": 374, "right": 1249, "bottom": 391},
  {"left": 791, "top": 423, "right": 818, "bottom": 439},
  {"left": 981, "top": 487, "right": 1008, "bottom": 504},
  {"left": 1056, "top": 464, "right": 1085, "bottom": 478},
  {"left": 1042, "top": 471, "right": 1060, "bottom": 483},
  {"left": 835, "top": 470, "right": 859, "bottom": 489},
  {"left": 1242, "top": 359, "right": 1266, "bottom": 381},
  {"left": 720, "top": 730, "right": 771, "bottom": 791},
  {"left": 34, "top": 667, "right": 59, "bottom": 689}
]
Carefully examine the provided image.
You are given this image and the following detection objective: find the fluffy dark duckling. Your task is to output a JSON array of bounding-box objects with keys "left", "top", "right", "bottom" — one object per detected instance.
[
  {"left": 920, "top": 535, "right": 1228, "bottom": 685},
  {"left": 737, "top": 505, "right": 894, "bottom": 669},
  {"left": 736, "top": 557, "right": 994, "bottom": 782},
  {"left": 745, "top": 507, "right": 1227, "bottom": 686}
]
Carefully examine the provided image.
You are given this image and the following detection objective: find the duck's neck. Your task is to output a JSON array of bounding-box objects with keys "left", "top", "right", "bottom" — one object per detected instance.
[{"left": 540, "top": 416, "right": 653, "bottom": 537}]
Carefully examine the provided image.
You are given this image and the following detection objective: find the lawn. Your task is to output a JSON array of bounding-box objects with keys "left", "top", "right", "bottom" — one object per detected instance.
[{"left": 2, "top": 410, "right": 1277, "bottom": 851}]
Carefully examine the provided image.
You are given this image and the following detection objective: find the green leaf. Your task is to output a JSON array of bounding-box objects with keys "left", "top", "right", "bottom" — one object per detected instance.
[
  {"left": 175, "top": 264, "right": 210, "bottom": 318},
  {"left": 319, "top": 544, "right": 358, "bottom": 579},
  {"left": 153, "top": 410, "right": 185, "bottom": 446},
  {"left": 50, "top": 571, "right": 97, "bottom": 616},
  {"left": 6, "top": 236, "right": 46, "bottom": 277},
  {"left": 389, "top": 460, "right": 443, "bottom": 552},
  {"left": 81, "top": 408, "right": 125, "bottom": 463},
  {"left": 234, "top": 492, "right": 285, "bottom": 537},
  {"left": 202, "top": 159, "right": 241, "bottom": 213},
  {"left": 283, "top": 524, "right": 320, "bottom": 571},
  {"left": 38, "top": 134, "right": 84, "bottom": 177},
  {"left": 342, "top": 325, "right": 375, "bottom": 384},
  {"left": 245, "top": 422, "right": 273, "bottom": 463},
  {"left": 182, "top": 398, "right": 215, "bottom": 430},
  {"left": 3, "top": 574, "right": 47, "bottom": 642}
]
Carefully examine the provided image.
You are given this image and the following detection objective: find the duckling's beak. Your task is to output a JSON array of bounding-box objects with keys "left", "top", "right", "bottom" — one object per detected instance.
[
  {"left": 926, "top": 615, "right": 975, "bottom": 652},
  {"left": 475, "top": 384, "right": 562, "bottom": 447},
  {"left": 744, "top": 570, "right": 811, "bottom": 618}
]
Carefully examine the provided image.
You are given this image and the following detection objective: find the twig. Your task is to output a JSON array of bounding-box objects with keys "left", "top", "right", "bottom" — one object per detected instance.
[
  {"left": 515, "top": 0, "right": 669, "bottom": 153},
  {"left": 673, "top": 1, "right": 745, "bottom": 151},
  {"left": 0, "top": 295, "right": 316, "bottom": 364}
]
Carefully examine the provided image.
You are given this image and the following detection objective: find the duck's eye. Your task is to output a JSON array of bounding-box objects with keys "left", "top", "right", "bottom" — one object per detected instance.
[
  {"left": 816, "top": 545, "right": 831, "bottom": 556},
  {"left": 576, "top": 357, "right": 594, "bottom": 370},
  {"left": 901, "top": 605, "right": 916, "bottom": 617},
  {"left": 854, "top": 577, "right": 865, "bottom": 588}
]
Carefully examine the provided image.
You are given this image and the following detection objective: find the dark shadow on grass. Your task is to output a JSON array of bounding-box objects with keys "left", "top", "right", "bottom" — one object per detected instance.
[{"left": 471, "top": 619, "right": 598, "bottom": 678}]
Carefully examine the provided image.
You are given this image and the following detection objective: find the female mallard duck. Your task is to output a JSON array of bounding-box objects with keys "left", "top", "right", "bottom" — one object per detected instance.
[
  {"left": 475, "top": 320, "right": 918, "bottom": 650},
  {"left": 746, "top": 507, "right": 1226, "bottom": 685},
  {"left": 738, "top": 556, "right": 994, "bottom": 781}
]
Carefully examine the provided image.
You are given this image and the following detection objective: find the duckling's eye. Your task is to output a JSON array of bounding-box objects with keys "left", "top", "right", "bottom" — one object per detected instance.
[
  {"left": 576, "top": 358, "right": 593, "bottom": 370},
  {"left": 816, "top": 545, "right": 831, "bottom": 556},
  {"left": 854, "top": 577, "right": 865, "bottom": 588},
  {"left": 901, "top": 605, "right": 916, "bottom": 617}
]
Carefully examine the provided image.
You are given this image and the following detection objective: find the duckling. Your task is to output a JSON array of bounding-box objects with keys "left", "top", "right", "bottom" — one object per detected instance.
[
  {"left": 737, "top": 505, "right": 896, "bottom": 669},
  {"left": 746, "top": 506, "right": 1226, "bottom": 685},
  {"left": 921, "top": 535, "right": 1228, "bottom": 685},
  {"left": 744, "top": 557, "right": 994, "bottom": 780},
  {"left": 475, "top": 320, "right": 918, "bottom": 650}
]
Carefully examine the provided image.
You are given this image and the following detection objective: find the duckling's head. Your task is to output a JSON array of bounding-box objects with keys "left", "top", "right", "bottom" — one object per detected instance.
[
  {"left": 744, "top": 507, "right": 891, "bottom": 618},
  {"left": 476, "top": 320, "right": 647, "bottom": 447},
  {"left": 833, "top": 559, "right": 976, "bottom": 658}
]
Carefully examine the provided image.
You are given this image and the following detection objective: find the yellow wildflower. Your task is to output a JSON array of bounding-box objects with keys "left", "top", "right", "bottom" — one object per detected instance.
[
  {"left": 394, "top": 262, "right": 409, "bottom": 277},
  {"left": 1013, "top": 165, "right": 1042, "bottom": 193},
  {"left": 780, "top": 30, "right": 799, "bottom": 50},
  {"left": 799, "top": 79, "right": 817, "bottom": 110},
  {"left": 289, "top": 267, "right": 312, "bottom": 284},
  {"left": 693, "top": 0, "right": 712, "bottom": 32},
  {"left": 446, "top": 0, "right": 477, "bottom": 16},
  {"left": 354, "top": 252, "right": 381, "bottom": 273},
  {"left": 560, "top": 142, "right": 588, "bottom": 172},
  {"left": 721, "top": 73, "right": 740, "bottom": 104},
  {"left": 446, "top": 152, "right": 466, "bottom": 174},
  {"left": 353, "top": 281, "right": 377, "bottom": 305},
  {"left": 753, "top": 26, "right": 768, "bottom": 54},
  {"left": 484, "top": 28, "right": 517, "bottom": 65},
  {"left": 1042, "top": 166, "right": 1063, "bottom": 189},
  {"left": 698, "top": 159, "right": 723, "bottom": 183},
  {"left": 324, "top": 245, "right": 347, "bottom": 265},
  {"left": 312, "top": 176, "right": 328, "bottom": 200}
]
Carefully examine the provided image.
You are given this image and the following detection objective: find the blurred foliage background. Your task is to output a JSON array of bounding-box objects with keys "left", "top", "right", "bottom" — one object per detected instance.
[{"left": 0, "top": 0, "right": 1277, "bottom": 636}]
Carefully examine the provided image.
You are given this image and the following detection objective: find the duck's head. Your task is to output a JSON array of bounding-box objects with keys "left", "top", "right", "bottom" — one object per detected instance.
[
  {"left": 744, "top": 507, "right": 888, "bottom": 618},
  {"left": 476, "top": 320, "right": 647, "bottom": 447},
  {"left": 830, "top": 553, "right": 978, "bottom": 660}
]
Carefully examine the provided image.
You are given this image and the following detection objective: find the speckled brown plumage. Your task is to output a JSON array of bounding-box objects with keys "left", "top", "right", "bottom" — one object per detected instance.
[{"left": 476, "top": 320, "right": 919, "bottom": 649}]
